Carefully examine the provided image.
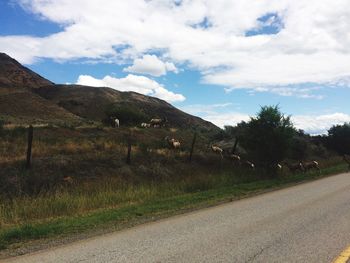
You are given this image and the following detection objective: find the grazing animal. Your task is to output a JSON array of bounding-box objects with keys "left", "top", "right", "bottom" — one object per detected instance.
[
  {"left": 150, "top": 117, "right": 167, "bottom": 128},
  {"left": 302, "top": 161, "right": 320, "bottom": 172},
  {"left": 115, "top": 118, "right": 120, "bottom": 128},
  {"left": 284, "top": 162, "right": 303, "bottom": 173},
  {"left": 110, "top": 117, "right": 119, "bottom": 128},
  {"left": 211, "top": 145, "right": 223, "bottom": 159},
  {"left": 165, "top": 136, "right": 181, "bottom": 149},
  {"left": 243, "top": 160, "right": 255, "bottom": 169},
  {"left": 141, "top": 123, "right": 151, "bottom": 128},
  {"left": 228, "top": 154, "right": 241, "bottom": 164}
]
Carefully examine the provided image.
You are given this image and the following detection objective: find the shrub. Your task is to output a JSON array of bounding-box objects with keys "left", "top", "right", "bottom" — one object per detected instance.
[
  {"left": 103, "top": 103, "right": 148, "bottom": 126},
  {"left": 239, "top": 105, "right": 296, "bottom": 175}
]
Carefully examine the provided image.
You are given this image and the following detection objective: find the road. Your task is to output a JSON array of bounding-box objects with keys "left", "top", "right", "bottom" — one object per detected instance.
[{"left": 3, "top": 172, "right": 350, "bottom": 263}]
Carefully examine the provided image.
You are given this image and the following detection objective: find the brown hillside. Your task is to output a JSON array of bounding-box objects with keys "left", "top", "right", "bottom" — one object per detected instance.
[
  {"left": 35, "top": 85, "right": 218, "bottom": 130},
  {"left": 0, "top": 89, "right": 81, "bottom": 125},
  {"left": 0, "top": 53, "right": 53, "bottom": 89},
  {"left": 0, "top": 53, "right": 218, "bottom": 130}
]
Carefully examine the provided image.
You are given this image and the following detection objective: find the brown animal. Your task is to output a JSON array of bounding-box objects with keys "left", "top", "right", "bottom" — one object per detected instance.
[
  {"left": 165, "top": 136, "right": 181, "bottom": 149},
  {"left": 302, "top": 161, "right": 320, "bottom": 172},
  {"left": 284, "top": 162, "right": 303, "bottom": 173},
  {"left": 211, "top": 145, "right": 223, "bottom": 159},
  {"left": 227, "top": 154, "right": 241, "bottom": 164}
]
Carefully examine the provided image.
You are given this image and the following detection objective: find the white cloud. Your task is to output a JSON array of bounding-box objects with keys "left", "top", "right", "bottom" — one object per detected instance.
[
  {"left": 1, "top": 0, "right": 350, "bottom": 96},
  {"left": 182, "top": 104, "right": 350, "bottom": 135},
  {"left": 180, "top": 103, "right": 234, "bottom": 115},
  {"left": 292, "top": 113, "right": 350, "bottom": 135},
  {"left": 76, "top": 74, "right": 185, "bottom": 103},
  {"left": 124, "top": 55, "right": 178, "bottom": 77},
  {"left": 204, "top": 112, "right": 251, "bottom": 128}
]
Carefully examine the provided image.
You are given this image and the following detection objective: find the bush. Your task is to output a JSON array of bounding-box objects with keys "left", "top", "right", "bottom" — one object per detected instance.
[
  {"left": 103, "top": 103, "right": 148, "bottom": 126},
  {"left": 239, "top": 105, "right": 296, "bottom": 175},
  {"left": 326, "top": 123, "right": 350, "bottom": 155}
]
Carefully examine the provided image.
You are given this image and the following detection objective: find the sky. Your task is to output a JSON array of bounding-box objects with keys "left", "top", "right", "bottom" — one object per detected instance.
[{"left": 1, "top": 0, "right": 350, "bottom": 134}]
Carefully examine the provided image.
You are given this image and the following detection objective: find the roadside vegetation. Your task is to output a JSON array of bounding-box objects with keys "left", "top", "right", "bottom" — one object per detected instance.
[{"left": 0, "top": 105, "right": 349, "bottom": 250}]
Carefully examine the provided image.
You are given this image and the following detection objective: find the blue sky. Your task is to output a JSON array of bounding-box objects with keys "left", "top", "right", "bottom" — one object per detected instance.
[{"left": 1, "top": 0, "right": 350, "bottom": 134}]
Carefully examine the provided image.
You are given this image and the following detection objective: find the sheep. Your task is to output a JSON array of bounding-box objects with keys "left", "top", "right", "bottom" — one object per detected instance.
[
  {"left": 165, "top": 136, "right": 181, "bottom": 149},
  {"left": 141, "top": 123, "right": 151, "bottom": 128},
  {"left": 227, "top": 154, "right": 241, "bottom": 165},
  {"left": 110, "top": 117, "right": 119, "bottom": 128},
  {"left": 302, "top": 161, "right": 320, "bottom": 173},
  {"left": 150, "top": 117, "right": 167, "bottom": 128},
  {"left": 243, "top": 160, "right": 255, "bottom": 169},
  {"left": 284, "top": 162, "right": 304, "bottom": 173},
  {"left": 211, "top": 145, "right": 223, "bottom": 159}
]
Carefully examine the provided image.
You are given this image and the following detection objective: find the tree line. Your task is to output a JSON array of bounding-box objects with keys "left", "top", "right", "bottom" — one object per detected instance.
[{"left": 212, "top": 105, "right": 350, "bottom": 175}]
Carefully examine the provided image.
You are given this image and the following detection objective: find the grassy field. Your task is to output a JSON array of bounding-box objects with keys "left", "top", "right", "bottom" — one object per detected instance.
[{"left": 0, "top": 126, "right": 347, "bottom": 250}]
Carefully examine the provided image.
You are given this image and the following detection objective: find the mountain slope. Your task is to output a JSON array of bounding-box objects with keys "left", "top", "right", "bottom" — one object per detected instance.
[
  {"left": 35, "top": 84, "right": 217, "bottom": 130},
  {"left": 0, "top": 53, "right": 53, "bottom": 89},
  {"left": 0, "top": 90, "right": 82, "bottom": 125},
  {"left": 0, "top": 53, "right": 218, "bottom": 131}
]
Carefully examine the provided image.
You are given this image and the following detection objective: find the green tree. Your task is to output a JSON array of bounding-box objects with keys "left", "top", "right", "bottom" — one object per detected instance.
[
  {"left": 104, "top": 103, "right": 148, "bottom": 126},
  {"left": 239, "top": 106, "right": 296, "bottom": 174},
  {"left": 327, "top": 123, "right": 350, "bottom": 155}
]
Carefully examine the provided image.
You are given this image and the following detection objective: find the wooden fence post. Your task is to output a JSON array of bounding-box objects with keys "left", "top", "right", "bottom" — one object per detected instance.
[
  {"left": 232, "top": 137, "right": 239, "bottom": 154},
  {"left": 26, "top": 125, "right": 33, "bottom": 169},
  {"left": 189, "top": 132, "right": 197, "bottom": 162}
]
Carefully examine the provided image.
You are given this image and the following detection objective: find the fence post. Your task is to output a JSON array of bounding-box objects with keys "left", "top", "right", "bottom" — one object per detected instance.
[
  {"left": 26, "top": 125, "right": 34, "bottom": 169},
  {"left": 126, "top": 133, "right": 132, "bottom": 165},
  {"left": 189, "top": 132, "right": 197, "bottom": 162},
  {"left": 232, "top": 137, "right": 239, "bottom": 154}
]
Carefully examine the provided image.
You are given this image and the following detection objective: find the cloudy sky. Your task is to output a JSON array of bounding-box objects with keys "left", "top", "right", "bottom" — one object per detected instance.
[{"left": 1, "top": 0, "right": 350, "bottom": 134}]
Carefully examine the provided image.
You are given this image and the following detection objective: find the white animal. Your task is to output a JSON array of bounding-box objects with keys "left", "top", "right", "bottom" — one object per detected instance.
[
  {"left": 211, "top": 145, "right": 223, "bottom": 159},
  {"left": 150, "top": 118, "right": 167, "bottom": 127},
  {"left": 141, "top": 123, "right": 151, "bottom": 128},
  {"left": 111, "top": 118, "right": 119, "bottom": 128},
  {"left": 165, "top": 136, "right": 181, "bottom": 149}
]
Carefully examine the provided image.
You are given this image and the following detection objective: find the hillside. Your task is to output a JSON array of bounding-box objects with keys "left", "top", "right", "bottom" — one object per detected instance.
[
  {"left": 0, "top": 90, "right": 82, "bottom": 125},
  {"left": 0, "top": 53, "right": 218, "bottom": 131},
  {"left": 0, "top": 53, "right": 53, "bottom": 89},
  {"left": 35, "top": 85, "right": 217, "bottom": 130}
]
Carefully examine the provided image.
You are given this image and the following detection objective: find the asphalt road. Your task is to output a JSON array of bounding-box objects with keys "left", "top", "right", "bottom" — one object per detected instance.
[{"left": 3, "top": 173, "right": 350, "bottom": 263}]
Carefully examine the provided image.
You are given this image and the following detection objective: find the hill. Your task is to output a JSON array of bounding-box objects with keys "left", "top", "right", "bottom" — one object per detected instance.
[
  {"left": 35, "top": 85, "right": 216, "bottom": 130},
  {"left": 0, "top": 53, "right": 218, "bottom": 131},
  {"left": 0, "top": 53, "right": 53, "bottom": 89}
]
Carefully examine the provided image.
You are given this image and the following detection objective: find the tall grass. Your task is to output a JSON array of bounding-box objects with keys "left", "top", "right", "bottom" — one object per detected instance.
[{"left": 0, "top": 126, "right": 347, "bottom": 234}]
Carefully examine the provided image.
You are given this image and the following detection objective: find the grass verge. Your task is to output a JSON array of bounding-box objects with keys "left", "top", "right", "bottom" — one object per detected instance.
[{"left": 0, "top": 164, "right": 348, "bottom": 252}]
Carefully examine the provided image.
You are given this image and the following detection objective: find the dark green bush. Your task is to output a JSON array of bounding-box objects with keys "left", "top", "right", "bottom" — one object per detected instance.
[{"left": 103, "top": 104, "right": 148, "bottom": 126}]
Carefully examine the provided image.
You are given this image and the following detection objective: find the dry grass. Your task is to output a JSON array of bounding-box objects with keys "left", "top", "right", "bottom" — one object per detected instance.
[{"left": 0, "top": 126, "right": 346, "bottom": 229}]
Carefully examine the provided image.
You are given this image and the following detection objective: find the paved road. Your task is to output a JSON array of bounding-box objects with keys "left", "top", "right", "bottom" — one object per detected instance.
[{"left": 3, "top": 173, "right": 350, "bottom": 263}]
